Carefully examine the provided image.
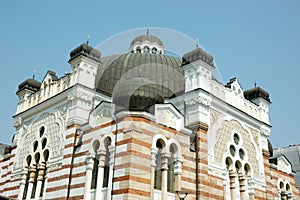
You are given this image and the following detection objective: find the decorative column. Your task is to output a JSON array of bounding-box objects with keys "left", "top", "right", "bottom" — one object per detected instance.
[
  {"left": 18, "top": 169, "right": 28, "bottom": 200},
  {"left": 222, "top": 172, "right": 229, "bottom": 200},
  {"left": 34, "top": 163, "right": 46, "bottom": 200},
  {"left": 95, "top": 150, "right": 106, "bottom": 200},
  {"left": 84, "top": 155, "right": 95, "bottom": 200},
  {"left": 238, "top": 173, "right": 246, "bottom": 200},
  {"left": 26, "top": 166, "right": 36, "bottom": 200},
  {"left": 281, "top": 192, "right": 288, "bottom": 200},
  {"left": 174, "top": 156, "right": 183, "bottom": 192},
  {"left": 287, "top": 192, "right": 293, "bottom": 200},
  {"left": 161, "top": 153, "right": 170, "bottom": 200},
  {"left": 247, "top": 178, "right": 255, "bottom": 200},
  {"left": 150, "top": 148, "right": 158, "bottom": 200},
  {"left": 229, "top": 170, "right": 237, "bottom": 200},
  {"left": 41, "top": 169, "right": 48, "bottom": 200},
  {"left": 107, "top": 146, "right": 115, "bottom": 200}
]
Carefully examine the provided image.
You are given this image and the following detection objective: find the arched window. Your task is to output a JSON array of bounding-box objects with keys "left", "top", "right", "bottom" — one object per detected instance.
[
  {"left": 103, "top": 138, "right": 111, "bottom": 187},
  {"left": 31, "top": 153, "right": 40, "bottom": 198},
  {"left": 136, "top": 47, "right": 141, "bottom": 53},
  {"left": 91, "top": 157, "right": 99, "bottom": 189},
  {"left": 39, "top": 150, "right": 49, "bottom": 197},
  {"left": 23, "top": 156, "right": 32, "bottom": 199},
  {"left": 144, "top": 46, "right": 150, "bottom": 53},
  {"left": 167, "top": 145, "right": 175, "bottom": 192},
  {"left": 152, "top": 47, "right": 157, "bottom": 54},
  {"left": 154, "top": 140, "right": 163, "bottom": 190}
]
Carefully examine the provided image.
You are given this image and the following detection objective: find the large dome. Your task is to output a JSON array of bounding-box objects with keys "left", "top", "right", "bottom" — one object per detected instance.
[{"left": 95, "top": 51, "right": 184, "bottom": 111}]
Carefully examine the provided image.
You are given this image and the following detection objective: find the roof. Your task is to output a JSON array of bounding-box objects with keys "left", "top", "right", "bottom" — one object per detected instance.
[
  {"left": 244, "top": 86, "right": 271, "bottom": 103},
  {"left": 69, "top": 43, "right": 101, "bottom": 62},
  {"left": 182, "top": 47, "right": 214, "bottom": 66},
  {"left": 95, "top": 53, "right": 184, "bottom": 111},
  {"left": 17, "top": 78, "right": 41, "bottom": 94}
]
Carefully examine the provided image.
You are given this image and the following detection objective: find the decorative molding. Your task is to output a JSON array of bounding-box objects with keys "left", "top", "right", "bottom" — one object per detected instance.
[
  {"left": 67, "top": 90, "right": 92, "bottom": 106},
  {"left": 13, "top": 117, "right": 22, "bottom": 127},
  {"left": 185, "top": 95, "right": 211, "bottom": 107}
]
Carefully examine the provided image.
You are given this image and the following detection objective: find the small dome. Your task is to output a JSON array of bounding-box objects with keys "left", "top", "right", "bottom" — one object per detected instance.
[
  {"left": 69, "top": 43, "right": 101, "bottom": 62},
  {"left": 182, "top": 47, "right": 214, "bottom": 66},
  {"left": 17, "top": 78, "right": 41, "bottom": 94},
  {"left": 244, "top": 87, "right": 271, "bottom": 103},
  {"left": 130, "top": 34, "right": 164, "bottom": 47}
]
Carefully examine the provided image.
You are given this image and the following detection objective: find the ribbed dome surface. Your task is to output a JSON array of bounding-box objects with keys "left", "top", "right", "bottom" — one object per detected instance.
[
  {"left": 112, "top": 78, "right": 165, "bottom": 111},
  {"left": 130, "top": 34, "right": 164, "bottom": 46},
  {"left": 17, "top": 78, "right": 41, "bottom": 93},
  {"left": 95, "top": 53, "right": 184, "bottom": 110}
]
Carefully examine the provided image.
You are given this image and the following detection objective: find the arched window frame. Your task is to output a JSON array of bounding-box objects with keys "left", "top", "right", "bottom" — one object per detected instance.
[
  {"left": 151, "top": 135, "right": 183, "bottom": 199},
  {"left": 85, "top": 135, "right": 115, "bottom": 200}
]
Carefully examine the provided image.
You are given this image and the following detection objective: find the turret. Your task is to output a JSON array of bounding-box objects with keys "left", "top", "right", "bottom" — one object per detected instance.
[
  {"left": 244, "top": 86, "right": 271, "bottom": 124},
  {"left": 68, "top": 43, "right": 101, "bottom": 89},
  {"left": 182, "top": 47, "right": 215, "bottom": 92},
  {"left": 16, "top": 78, "right": 41, "bottom": 113}
]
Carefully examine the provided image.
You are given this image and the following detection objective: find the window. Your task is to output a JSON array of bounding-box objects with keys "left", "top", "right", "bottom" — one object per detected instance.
[
  {"left": 144, "top": 46, "right": 150, "bottom": 53},
  {"left": 103, "top": 138, "right": 111, "bottom": 188},
  {"left": 239, "top": 149, "right": 245, "bottom": 160},
  {"left": 91, "top": 157, "right": 99, "bottom": 189},
  {"left": 39, "top": 150, "right": 49, "bottom": 197},
  {"left": 31, "top": 153, "right": 40, "bottom": 198},
  {"left": 167, "top": 146, "right": 175, "bottom": 192},
  {"left": 233, "top": 133, "right": 240, "bottom": 145},
  {"left": 22, "top": 156, "right": 32, "bottom": 199},
  {"left": 152, "top": 47, "right": 157, "bottom": 54},
  {"left": 229, "top": 145, "right": 236, "bottom": 157},
  {"left": 42, "top": 138, "right": 47, "bottom": 149},
  {"left": 39, "top": 126, "right": 45, "bottom": 137},
  {"left": 154, "top": 140, "right": 163, "bottom": 190},
  {"left": 136, "top": 47, "right": 141, "bottom": 53},
  {"left": 33, "top": 141, "right": 38, "bottom": 152}
]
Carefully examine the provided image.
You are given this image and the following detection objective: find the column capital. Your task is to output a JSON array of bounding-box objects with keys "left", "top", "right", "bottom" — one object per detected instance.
[
  {"left": 96, "top": 149, "right": 106, "bottom": 156},
  {"left": 29, "top": 166, "right": 37, "bottom": 183},
  {"left": 161, "top": 153, "right": 170, "bottom": 170},
  {"left": 86, "top": 156, "right": 95, "bottom": 170},
  {"left": 97, "top": 150, "right": 107, "bottom": 167}
]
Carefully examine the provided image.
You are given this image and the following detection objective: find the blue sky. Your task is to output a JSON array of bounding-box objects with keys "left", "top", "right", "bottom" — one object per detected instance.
[{"left": 0, "top": 1, "right": 299, "bottom": 148}]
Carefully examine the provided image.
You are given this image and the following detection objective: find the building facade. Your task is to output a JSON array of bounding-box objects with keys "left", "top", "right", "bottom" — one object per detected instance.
[{"left": 0, "top": 33, "right": 299, "bottom": 199}]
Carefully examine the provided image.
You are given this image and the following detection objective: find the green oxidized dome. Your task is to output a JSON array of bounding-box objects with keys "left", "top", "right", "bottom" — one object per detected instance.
[{"left": 95, "top": 52, "right": 184, "bottom": 111}]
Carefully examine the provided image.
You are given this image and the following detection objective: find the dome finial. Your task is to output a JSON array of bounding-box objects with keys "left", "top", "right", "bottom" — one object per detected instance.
[
  {"left": 87, "top": 34, "right": 91, "bottom": 45},
  {"left": 146, "top": 27, "right": 149, "bottom": 35},
  {"left": 33, "top": 69, "right": 36, "bottom": 79},
  {"left": 195, "top": 38, "right": 199, "bottom": 48}
]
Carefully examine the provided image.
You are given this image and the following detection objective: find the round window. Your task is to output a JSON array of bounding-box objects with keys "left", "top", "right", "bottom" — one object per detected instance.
[
  {"left": 239, "top": 148, "right": 245, "bottom": 160},
  {"left": 233, "top": 133, "right": 240, "bottom": 145},
  {"left": 229, "top": 145, "right": 236, "bottom": 157},
  {"left": 144, "top": 46, "right": 150, "bottom": 53},
  {"left": 152, "top": 47, "right": 157, "bottom": 54},
  {"left": 42, "top": 138, "right": 47, "bottom": 149},
  {"left": 39, "top": 126, "right": 45, "bottom": 138},
  {"left": 33, "top": 141, "right": 38, "bottom": 152}
]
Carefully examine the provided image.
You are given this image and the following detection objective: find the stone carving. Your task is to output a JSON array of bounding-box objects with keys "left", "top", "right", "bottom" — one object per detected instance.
[
  {"left": 185, "top": 95, "right": 211, "bottom": 107},
  {"left": 14, "top": 113, "right": 62, "bottom": 170},
  {"left": 157, "top": 111, "right": 177, "bottom": 128},
  {"left": 213, "top": 120, "right": 261, "bottom": 179},
  {"left": 57, "top": 103, "right": 70, "bottom": 121},
  {"left": 67, "top": 90, "right": 92, "bottom": 105},
  {"left": 210, "top": 109, "right": 222, "bottom": 127},
  {"left": 13, "top": 117, "right": 22, "bottom": 127}
]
